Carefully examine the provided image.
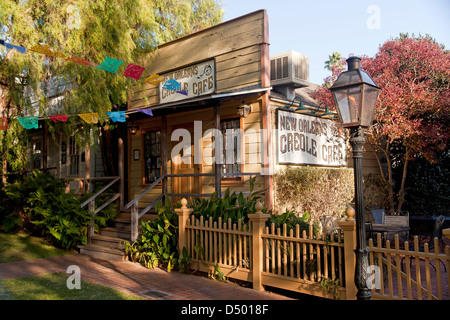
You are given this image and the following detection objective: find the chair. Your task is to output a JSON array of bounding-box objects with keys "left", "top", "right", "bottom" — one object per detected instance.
[
  {"left": 371, "top": 209, "right": 385, "bottom": 224},
  {"left": 402, "top": 215, "right": 446, "bottom": 273},
  {"left": 418, "top": 215, "right": 445, "bottom": 248}
]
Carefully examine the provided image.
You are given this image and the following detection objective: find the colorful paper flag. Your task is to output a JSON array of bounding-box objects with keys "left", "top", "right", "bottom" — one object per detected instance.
[
  {"left": 17, "top": 116, "right": 38, "bottom": 129},
  {"left": 0, "top": 117, "right": 8, "bottom": 130},
  {"left": 96, "top": 57, "right": 123, "bottom": 74},
  {"left": 48, "top": 115, "right": 68, "bottom": 123},
  {"left": 65, "top": 57, "right": 98, "bottom": 67},
  {"left": 0, "top": 40, "right": 26, "bottom": 54},
  {"left": 162, "top": 79, "right": 181, "bottom": 92},
  {"left": 138, "top": 109, "right": 153, "bottom": 116},
  {"left": 144, "top": 74, "right": 164, "bottom": 86},
  {"left": 107, "top": 111, "right": 126, "bottom": 123},
  {"left": 123, "top": 63, "right": 145, "bottom": 80},
  {"left": 176, "top": 90, "right": 188, "bottom": 96},
  {"left": 30, "top": 44, "right": 67, "bottom": 58},
  {"left": 78, "top": 113, "right": 98, "bottom": 124}
]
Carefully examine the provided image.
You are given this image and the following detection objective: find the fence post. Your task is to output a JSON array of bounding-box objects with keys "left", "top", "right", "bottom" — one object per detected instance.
[
  {"left": 248, "top": 201, "right": 270, "bottom": 291},
  {"left": 337, "top": 206, "right": 358, "bottom": 300},
  {"left": 175, "top": 198, "right": 194, "bottom": 254},
  {"left": 443, "top": 228, "right": 450, "bottom": 241}
]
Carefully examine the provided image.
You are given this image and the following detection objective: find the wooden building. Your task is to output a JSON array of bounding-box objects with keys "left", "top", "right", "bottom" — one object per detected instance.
[
  {"left": 125, "top": 10, "right": 272, "bottom": 212},
  {"left": 124, "top": 9, "right": 381, "bottom": 215}
]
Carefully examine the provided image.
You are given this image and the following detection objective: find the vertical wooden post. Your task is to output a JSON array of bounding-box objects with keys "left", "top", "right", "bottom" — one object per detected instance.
[
  {"left": 175, "top": 198, "right": 193, "bottom": 253},
  {"left": 248, "top": 201, "right": 270, "bottom": 291},
  {"left": 2, "top": 158, "right": 7, "bottom": 184},
  {"left": 161, "top": 115, "right": 168, "bottom": 197},
  {"left": 118, "top": 136, "right": 124, "bottom": 210},
  {"left": 443, "top": 228, "right": 450, "bottom": 241},
  {"left": 337, "top": 206, "right": 358, "bottom": 300},
  {"left": 42, "top": 121, "right": 48, "bottom": 171},
  {"left": 84, "top": 142, "right": 90, "bottom": 194},
  {"left": 87, "top": 200, "right": 95, "bottom": 244},
  {"left": 131, "top": 202, "right": 139, "bottom": 243},
  {"left": 214, "top": 105, "right": 222, "bottom": 198},
  {"left": 260, "top": 10, "right": 273, "bottom": 211}
]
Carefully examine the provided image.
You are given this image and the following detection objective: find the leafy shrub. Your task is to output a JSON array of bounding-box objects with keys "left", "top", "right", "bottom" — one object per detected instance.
[
  {"left": 267, "top": 209, "right": 319, "bottom": 235},
  {"left": 273, "top": 166, "right": 355, "bottom": 221},
  {"left": 189, "top": 176, "right": 265, "bottom": 224},
  {"left": 124, "top": 197, "right": 179, "bottom": 272},
  {"left": 0, "top": 170, "right": 117, "bottom": 250}
]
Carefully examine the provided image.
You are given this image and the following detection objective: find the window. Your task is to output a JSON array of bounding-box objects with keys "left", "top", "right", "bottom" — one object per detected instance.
[
  {"left": 69, "top": 136, "right": 79, "bottom": 175},
  {"left": 220, "top": 118, "right": 242, "bottom": 176},
  {"left": 144, "top": 130, "right": 161, "bottom": 183}
]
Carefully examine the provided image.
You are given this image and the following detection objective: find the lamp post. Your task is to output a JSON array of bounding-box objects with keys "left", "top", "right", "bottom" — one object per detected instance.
[{"left": 330, "top": 56, "right": 380, "bottom": 300}]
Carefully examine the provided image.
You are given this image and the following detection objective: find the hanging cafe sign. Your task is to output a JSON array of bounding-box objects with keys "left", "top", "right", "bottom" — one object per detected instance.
[
  {"left": 277, "top": 109, "right": 347, "bottom": 166},
  {"left": 159, "top": 60, "right": 215, "bottom": 104}
]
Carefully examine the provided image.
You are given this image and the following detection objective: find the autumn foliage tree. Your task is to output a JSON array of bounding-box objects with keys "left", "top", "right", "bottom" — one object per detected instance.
[{"left": 311, "top": 35, "right": 450, "bottom": 213}]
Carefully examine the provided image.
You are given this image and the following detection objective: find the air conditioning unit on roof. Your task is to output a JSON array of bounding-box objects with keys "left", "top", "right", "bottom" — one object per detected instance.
[{"left": 270, "top": 50, "right": 309, "bottom": 88}]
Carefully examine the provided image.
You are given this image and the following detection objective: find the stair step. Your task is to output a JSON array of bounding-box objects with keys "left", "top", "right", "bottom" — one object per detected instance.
[
  {"left": 111, "top": 218, "right": 132, "bottom": 230},
  {"left": 116, "top": 212, "right": 158, "bottom": 221},
  {"left": 100, "top": 227, "right": 132, "bottom": 241},
  {"left": 91, "top": 235, "right": 127, "bottom": 249},
  {"left": 78, "top": 244, "right": 127, "bottom": 261}
]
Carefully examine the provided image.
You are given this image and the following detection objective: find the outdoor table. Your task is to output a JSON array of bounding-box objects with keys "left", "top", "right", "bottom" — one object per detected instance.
[
  {"left": 368, "top": 224, "right": 410, "bottom": 245},
  {"left": 370, "top": 224, "right": 410, "bottom": 233}
]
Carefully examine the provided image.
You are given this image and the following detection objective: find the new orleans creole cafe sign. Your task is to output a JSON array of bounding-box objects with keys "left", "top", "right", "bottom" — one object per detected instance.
[
  {"left": 277, "top": 109, "right": 347, "bottom": 166},
  {"left": 159, "top": 60, "right": 215, "bottom": 104}
]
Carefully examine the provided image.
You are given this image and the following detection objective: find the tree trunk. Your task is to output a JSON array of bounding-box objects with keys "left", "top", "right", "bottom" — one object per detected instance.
[
  {"left": 396, "top": 149, "right": 410, "bottom": 213},
  {"left": 385, "top": 142, "right": 395, "bottom": 214}
]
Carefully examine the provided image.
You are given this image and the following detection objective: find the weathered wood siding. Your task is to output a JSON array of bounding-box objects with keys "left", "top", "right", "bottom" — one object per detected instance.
[{"left": 128, "top": 10, "right": 267, "bottom": 110}]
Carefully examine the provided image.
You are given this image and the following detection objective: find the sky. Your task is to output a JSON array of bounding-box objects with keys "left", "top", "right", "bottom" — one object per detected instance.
[{"left": 221, "top": 0, "right": 450, "bottom": 85}]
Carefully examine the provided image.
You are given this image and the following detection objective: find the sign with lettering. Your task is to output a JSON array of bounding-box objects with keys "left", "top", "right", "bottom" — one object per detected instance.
[
  {"left": 159, "top": 60, "right": 215, "bottom": 104},
  {"left": 277, "top": 109, "right": 347, "bottom": 166}
]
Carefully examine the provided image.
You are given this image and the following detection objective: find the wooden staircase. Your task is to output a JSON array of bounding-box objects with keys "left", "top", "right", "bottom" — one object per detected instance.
[{"left": 78, "top": 211, "right": 157, "bottom": 261}]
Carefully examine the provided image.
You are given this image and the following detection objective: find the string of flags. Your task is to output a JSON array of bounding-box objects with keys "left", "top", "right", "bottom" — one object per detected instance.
[
  {"left": 0, "top": 108, "right": 154, "bottom": 130},
  {"left": 0, "top": 39, "right": 180, "bottom": 130}
]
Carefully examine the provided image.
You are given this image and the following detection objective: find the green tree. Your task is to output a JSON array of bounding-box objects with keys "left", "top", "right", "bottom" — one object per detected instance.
[
  {"left": 0, "top": 0, "right": 223, "bottom": 181},
  {"left": 312, "top": 35, "right": 450, "bottom": 213}
]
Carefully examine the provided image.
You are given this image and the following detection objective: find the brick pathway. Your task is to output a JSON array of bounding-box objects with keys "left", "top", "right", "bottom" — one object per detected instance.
[{"left": 0, "top": 254, "right": 291, "bottom": 300}]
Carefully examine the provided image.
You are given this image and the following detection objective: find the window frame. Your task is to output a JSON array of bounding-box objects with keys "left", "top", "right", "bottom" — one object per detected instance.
[
  {"left": 69, "top": 136, "right": 79, "bottom": 176},
  {"left": 219, "top": 116, "right": 245, "bottom": 185},
  {"left": 142, "top": 129, "right": 162, "bottom": 186}
]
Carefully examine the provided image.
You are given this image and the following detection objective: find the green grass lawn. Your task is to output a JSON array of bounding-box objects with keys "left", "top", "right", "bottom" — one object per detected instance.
[
  {"left": 0, "top": 231, "right": 143, "bottom": 300},
  {"left": 0, "top": 231, "right": 72, "bottom": 263},
  {"left": 0, "top": 273, "right": 143, "bottom": 300}
]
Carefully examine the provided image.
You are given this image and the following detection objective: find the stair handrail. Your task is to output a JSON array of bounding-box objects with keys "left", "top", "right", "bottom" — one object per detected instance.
[
  {"left": 79, "top": 176, "right": 121, "bottom": 243},
  {"left": 125, "top": 175, "right": 165, "bottom": 242},
  {"left": 124, "top": 175, "right": 164, "bottom": 210}
]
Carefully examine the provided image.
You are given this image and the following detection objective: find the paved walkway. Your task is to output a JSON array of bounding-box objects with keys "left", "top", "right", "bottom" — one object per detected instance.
[{"left": 0, "top": 254, "right": 291, "bottom": 300}]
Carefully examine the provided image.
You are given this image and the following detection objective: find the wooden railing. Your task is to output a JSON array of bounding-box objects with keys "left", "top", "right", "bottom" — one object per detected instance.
[
  {"left": 125, "top": 172, "right": 261, "bottom": 242},
  {"left": 79, "top": 176, "right": 121, "bottom": 243},
  {"left": 124, "top": 176, "right": 165, "bottom": 242}
]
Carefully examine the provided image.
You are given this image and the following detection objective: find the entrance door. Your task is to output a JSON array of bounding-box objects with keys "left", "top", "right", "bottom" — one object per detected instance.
[{"left": 171, "top": 125, "right": 202, "bottom": 202}]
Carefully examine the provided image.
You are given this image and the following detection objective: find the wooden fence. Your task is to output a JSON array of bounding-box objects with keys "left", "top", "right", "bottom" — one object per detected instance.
[
  {"left": 175, "top": 199, "right": 449, "bottom": 300},
  {"left": 368, "top": 233, "right": 449, "bottom": 300}
]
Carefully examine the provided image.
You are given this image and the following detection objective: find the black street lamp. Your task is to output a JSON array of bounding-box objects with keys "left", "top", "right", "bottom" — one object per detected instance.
[{"left": 330, "top": 56, "right": 381, "bottom": 300}]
